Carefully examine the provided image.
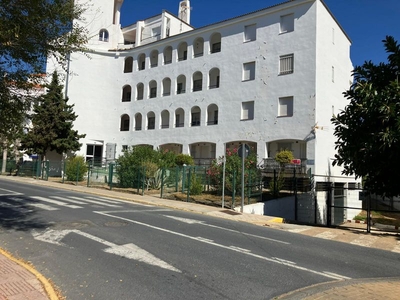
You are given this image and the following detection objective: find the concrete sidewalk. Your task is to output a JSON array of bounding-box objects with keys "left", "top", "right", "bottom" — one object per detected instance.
[{"left": 0, "top": 175, "right": 399, "bottom": 299}]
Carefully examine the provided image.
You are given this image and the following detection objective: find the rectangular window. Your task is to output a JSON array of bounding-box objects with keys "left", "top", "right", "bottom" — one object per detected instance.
[
  {"left": 278, "top": 96, "right": 293, "bottom": 117},
  {"left": 280, "top": 14, "right": 294, "bottom": 33},
  {"left": 243, "top": 62, "right": 256, "bottom": 81},
  {"left": 244, "top": 24, "right": 257, "bottom": 42},
  {"left": 122, "top": 145, "right": 128, "bottom": 151},
  {"left": 279, "top": 54, "right": 294, "bottom": 75},
  {"left": 241, "top": 101, "right": 254, "bottom": 120},
  {"left": 332, "top": 28, "right": 335, "bottom": 44},
  {"left": 332, "top": 66, "right": 335, "bottom": 82}
]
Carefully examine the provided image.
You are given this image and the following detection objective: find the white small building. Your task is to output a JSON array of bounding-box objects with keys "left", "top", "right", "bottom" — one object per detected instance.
[{"left": 48, "top": 0, "right": 362, "bottom": 223}]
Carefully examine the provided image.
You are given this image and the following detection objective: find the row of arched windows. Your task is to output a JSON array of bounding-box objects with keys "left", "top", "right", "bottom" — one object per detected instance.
[
  {"left": 120, "top": 105, "right": 219, "bottom": 131},
  {"left": 121, "top": 69, "right": 220, "bottom": 102},
  {"left": 123, "top": 33, "right": 222, "bottom": 73}
]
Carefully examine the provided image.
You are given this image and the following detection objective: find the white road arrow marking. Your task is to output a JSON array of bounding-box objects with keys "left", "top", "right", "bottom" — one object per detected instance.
[
  {"left": 32, "top": 229, "right": 180, "bottom": 273},
  {"left": 163, "top": 215, "right": 290, "bottom": 245}
]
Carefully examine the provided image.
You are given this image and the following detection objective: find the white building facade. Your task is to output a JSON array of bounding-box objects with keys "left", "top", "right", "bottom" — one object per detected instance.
[{"left": 52, "top": 0, "right": 356, "bottom": 184}]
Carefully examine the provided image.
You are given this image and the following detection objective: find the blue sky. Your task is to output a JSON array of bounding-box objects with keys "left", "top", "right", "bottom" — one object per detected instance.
[{"left": 120, "top": 0, "right": 400, "bottom": 68}]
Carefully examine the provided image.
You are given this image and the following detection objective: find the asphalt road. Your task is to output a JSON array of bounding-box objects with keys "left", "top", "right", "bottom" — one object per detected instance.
[{"left": 1, "top": 178, "right": 400, "bottom": 299}]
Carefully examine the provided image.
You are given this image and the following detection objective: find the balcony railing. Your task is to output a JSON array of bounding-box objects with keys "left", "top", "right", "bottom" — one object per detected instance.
[{"left": 262, "top": 158, "right": 307, "bottom": 174}]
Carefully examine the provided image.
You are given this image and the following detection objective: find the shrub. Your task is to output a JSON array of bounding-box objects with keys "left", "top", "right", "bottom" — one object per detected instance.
[
  {"left": 275, "top": 149, "right": 294, "bottom": 167},
  {"left": 175, "top": 154, "right": 194, "bottom": 166},
  {"left": 190, "top": 174, "right": 203, "bottom": 195},
  {"left": 65, "top": 156, "right": 88, "bottom": 181}
]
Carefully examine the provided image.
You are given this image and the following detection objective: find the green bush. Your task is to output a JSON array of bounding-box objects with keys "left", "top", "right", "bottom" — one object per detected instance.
[
  {"left": 65, "top": 156, "right": 88, "bottom": 181},
  {"left": 190, "top": 174, "right": 203, "bottom": 195},
  {"left": 275, "top": 149, "right": 294, "bottom": 167},
  {"left": 175, "top": 154, "right": 194, "bottom": 166}
]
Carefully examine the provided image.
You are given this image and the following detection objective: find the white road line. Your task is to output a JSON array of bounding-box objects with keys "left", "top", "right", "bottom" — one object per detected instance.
[
  {"left": 230, "top": 246, "right": 251, "bottom": 253},
  {"left": 350, "top": 235, "right": 378, "bottom": 247},
  {"left": 322, "top": 271, "right": 351, "bottom": 280},
  {"left": 315, "top": 231, "right": 338, "bottom": 240},
  {"left": 272, "top": 257, "right": 296, "bottom": 265},
  {"left": 0, "top": 188, "right": 22, "bottom": 196},
  {"left": 30, "top": 196, "right": 82, "bottom": 209},
  {"left": 51, "top": 196, "right": 86, "bottom": 205},
  {"left": 99, "top": 209, "right": 173, "bottom": 214},
  {"left": 94, "top": 211, "right": 350, "bottom": 280},
  {"left": 84, "top": 196, "right": 121, "bottom": 204},
  {"left": 7, "top": 197, "right": 53, "bottom": 212},
  {"left": 164, "top": 215, "right": 290, "bottom": 245},
  {"left": 67, "top": 196, "right": 121, "bottom": 207},
  {"left": 30, "top": 203, "right": 59, "bottom": 211}
]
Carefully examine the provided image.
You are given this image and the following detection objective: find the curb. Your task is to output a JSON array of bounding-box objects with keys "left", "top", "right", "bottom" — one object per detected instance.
[{"left": 0, "top": 247, "right": 59, "bottom": 300}]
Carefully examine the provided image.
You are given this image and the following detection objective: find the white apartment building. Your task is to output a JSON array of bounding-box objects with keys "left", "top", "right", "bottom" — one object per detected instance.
[{"left": 51, "top": 0, "right": 356, "bottom": 183}]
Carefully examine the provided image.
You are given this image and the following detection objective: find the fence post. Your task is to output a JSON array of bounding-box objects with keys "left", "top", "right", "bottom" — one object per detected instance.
[
  {"left": 186, "top": 167, "right": 191, "bottom": 202},
  {"left": 273, "top": 169, "right": 277, "bottom": 198},
  {"left": 247, "top": 170, "right": 251, "bottom": 205},
  {"left": 76, "top": 162, "right": 80, "bottom": 185},
  {"left": 327, "top": 183, "right": 332, "bottom": 227},
  {"left": 136, "top": 167, "right": 140, "bottom": 194},
  {"left": 142, "top": 166, "right": 145, "bottom": 196},
  {"left": 232, "top": 170, "right": 236, "bottom": 208},
  {"left": 367, "top": 192, "right": 371, "bottom": 233},
  {"left": 160, "top": 168, "right": 165, "bottom": 198},
  {"left": 62, "top": 160, "right": 65, "bottom": 183},
  {"left": 182, "top": 165, "right": 186, "bottom": 193},
  {"left": 175, "top": 167, "right": 179, "bottom": 192},
  {"left": 108, "top": 163, "right": 114, "bottom": 190},
  {"left": 87, "top": 163, "right": 90, "bottom": 187}
]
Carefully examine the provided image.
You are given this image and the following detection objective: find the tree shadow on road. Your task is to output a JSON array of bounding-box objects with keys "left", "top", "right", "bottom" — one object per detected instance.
[{"left": 0, "top": 196, "right": 50, "bottom": 231}]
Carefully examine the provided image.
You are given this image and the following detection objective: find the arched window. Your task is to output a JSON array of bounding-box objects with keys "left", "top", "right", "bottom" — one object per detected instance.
[
  {"left": 178, "top": 42, "right": 188, "bottom": 61},
  {"left": 207, "top": 104, "right": 219, "bottom": 125},
  {"left": 193, "top": 37, "right": 204, "bottom": 58},
  {"left": 191, "top": 106, "right": 201, "bottom": 126},
  {"left": 162, "top": 78, "right": 171, "bottom": 96},
  {"left": 177, "top": 75, "right": 186, "bottom": 94},
  {"left": 138, "top": 53, "right": 146, "bottom": 71},
  {"left": 120, "top": 114, "right": 130, "bottom": 131},
  {"left": 175, "top": 108, "right": 185, "bottom": 128},
  {"left": 147, "top": 112, "right": 155, "bottom": 130},
  {"left": 124, "top": 57, "right": 133, "bottom": 73},
  {"left": 150, "top": 50, "right": 159, "bottom": 68},
  {"left": 136, "top": 83, "right": 144, "bottom": 100},
  {"left": 210, "top": 32, "right": 221, "bottom": 53},
  {"left": 192, "top": 72, "right": 203, "bottom": 92},
  {"left": 135, "top": 113, "right": 142, "bottom": 131},
  {"left": 149, "top": 80, "right": 157, "bottom": 98},
  {"left": 161, "top": 110, "right": 170, "bottom": 129},
  {"left": 99, "top": 29, "right": 109, "bottom": 42},
  {"left": 209, "top": 68, "right": 220, "bottom": 89},
  {"left": 122, "top": 85, "right": 132, "bottom": 102},
  {"left": 163, "top": 46, "right": 173, "bottom": 65}
]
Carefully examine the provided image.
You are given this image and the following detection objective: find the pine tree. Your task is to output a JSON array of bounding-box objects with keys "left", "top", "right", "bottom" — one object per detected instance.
[{"left": 20, "top": 71, "right": 85, "bottom": 160}]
